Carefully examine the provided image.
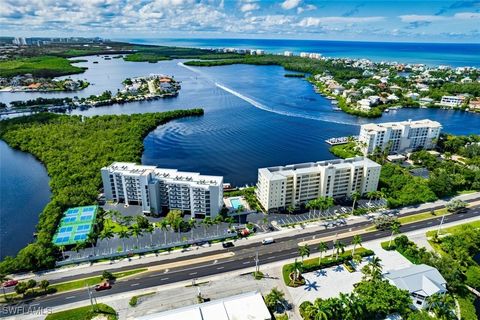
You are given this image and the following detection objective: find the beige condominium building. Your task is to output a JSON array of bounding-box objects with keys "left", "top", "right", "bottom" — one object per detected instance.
[
  {"left": 359, "top": 119, "right": 442, "bottom": 155},
  {"left": 256, "top": 157, "right": 381, "bottom": 212},
  {"left": 101, "top": 162, "right": 223, "bottom": 218}
]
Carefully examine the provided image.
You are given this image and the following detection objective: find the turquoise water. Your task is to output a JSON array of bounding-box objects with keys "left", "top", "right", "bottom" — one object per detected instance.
[
  {"left": 230, "top": 198, "right": 243, "bottom": 210},
  {"left": 123, "top": 38, "right": 480, "bottom": 67}
]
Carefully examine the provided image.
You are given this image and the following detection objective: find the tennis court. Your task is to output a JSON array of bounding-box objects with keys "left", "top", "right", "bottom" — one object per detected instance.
[{"left": 52, "top": 205, "right": 98, "bottom": 246}]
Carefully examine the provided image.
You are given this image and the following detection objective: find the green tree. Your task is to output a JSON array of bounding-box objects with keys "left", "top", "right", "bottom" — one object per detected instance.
[
  {"left": 351, "top": 235, "right": 362, "bottom": 256},
  {"left": 118, "top": 229, "right": 131, "bottom": 252},
  {"left": 350, "top": 191, "right": 361, "bottom": 213},
  {"left": 130, "top": 224, "right": 144, "bottom": 248},
  {"left": 388, "top": 220, "right": 401, "bottom": 247},
  {"left": 264, "top": 288, "right": 285, "bottom": 313},
  {"left": 201, "top": 217, "right": 212, "bottom": 238},
  {"left": 317, "top": 241, "right": 328, "bottom": 265},
  {"left": 188, "top": 218, "right": 197, "bottom": 240},
  {"left": 39, "top": 279, "right": 50, "bottom": 293},
  {"left": 15, "top": 282, "right": 28, "bottom": 297},
  {"left": 159, "top": 219, "right": 169, "bottom": 244},
  {"left": 334, "top": 240, "right": 346, "bottom": 260},
  {"left": 298, "top": 245, "right": 310, "bottom": 263}
]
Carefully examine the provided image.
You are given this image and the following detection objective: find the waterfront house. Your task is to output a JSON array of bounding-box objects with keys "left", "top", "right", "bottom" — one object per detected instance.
[
  {"left": 439, "top": 95, "right": 465, "bottom": 107},
  {"left": 357, "top": 99, "right": 372, "bottom": 111}
]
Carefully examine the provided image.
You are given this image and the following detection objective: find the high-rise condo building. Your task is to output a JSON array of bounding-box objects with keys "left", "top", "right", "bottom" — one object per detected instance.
[
  {"left": 101, "top": 162, "right": 223, "bottom": 218},
  {"left": 256, "top": 157, "right": 381, "bottom": 212},
  {"left": 359, "top": 119, "right": 441, "bottom": 155}
]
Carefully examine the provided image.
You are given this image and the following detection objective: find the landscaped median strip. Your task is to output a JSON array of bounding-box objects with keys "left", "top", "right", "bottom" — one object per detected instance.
[{"left": 146, "top": 252, "right": 235, "bottom": 273}]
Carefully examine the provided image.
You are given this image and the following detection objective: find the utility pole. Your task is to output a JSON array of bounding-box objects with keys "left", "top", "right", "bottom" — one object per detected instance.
[
  {"left": 255, "top": 249, "right": 259, "bottom": 274},
  {"left": 437, "top": 214, "right": 446, "bottom": 236}
]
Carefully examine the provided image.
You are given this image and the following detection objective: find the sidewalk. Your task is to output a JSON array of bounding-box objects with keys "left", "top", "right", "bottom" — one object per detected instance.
[{"left": 11, "top": 192, "right": 480, "bottom": 284}]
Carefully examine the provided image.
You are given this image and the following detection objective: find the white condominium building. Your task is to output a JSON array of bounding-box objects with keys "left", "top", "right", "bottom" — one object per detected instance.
[
  {"left": 439, "top": 95, "right": 465, "bottom": 107},
  {"left": 256, "top": 157, "right": 381, "bottom": 212},
  {"left": 359, "top": 119, "right": 441, "bottom": 155},
  {"left": 101, "top": 162, "right": 223, "bottom": 218}
]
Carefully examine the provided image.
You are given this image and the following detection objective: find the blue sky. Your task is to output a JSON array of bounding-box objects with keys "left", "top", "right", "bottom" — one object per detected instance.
[{"left": 1, "top": 0, "right": 479, "bottom": 42}]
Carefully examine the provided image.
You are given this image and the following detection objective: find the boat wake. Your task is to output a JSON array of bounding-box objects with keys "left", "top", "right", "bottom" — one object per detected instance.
[{"left": 178, "top": 62, "right": 359, "bottom": 126}]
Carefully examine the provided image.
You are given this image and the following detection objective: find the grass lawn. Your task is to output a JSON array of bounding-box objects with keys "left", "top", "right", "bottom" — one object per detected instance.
[
  {"left": 103, "top": 218, "right": 129, "bottom": 233},
  {"left": 397, "top": 208, "right": 448, "bottom": 224},
  {"left": 329, "top": 142, "right": 362, "bottom": 159},
  {"left": 45, "top": 303, "right": 117, "bottom": 320},
  {"left": 0, "top": 56, "right": 86, "bottom": 77},
  {"left": 426, "top": 220, "right": 480, "bottom": 238},
  {"left": 51, "top": 268, "right": 147, "bottom": 293},
  {"left": 0, "top": 268, "right": 147, "bottom": 303}
]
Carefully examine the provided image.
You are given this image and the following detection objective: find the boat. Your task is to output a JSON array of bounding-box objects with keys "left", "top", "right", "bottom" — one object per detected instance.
[{"left": 384, "top": 108, "right": 390, "bottom": 112}]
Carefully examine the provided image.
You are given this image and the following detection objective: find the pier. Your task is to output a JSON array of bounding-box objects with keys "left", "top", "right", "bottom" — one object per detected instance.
[{"left": 325, "top": 136, "right": 358, "bottom": 145}]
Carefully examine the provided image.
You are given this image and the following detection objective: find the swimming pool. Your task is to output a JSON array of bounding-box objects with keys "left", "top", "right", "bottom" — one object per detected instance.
[{"left": 230, "top": 197, "right": 243, "bottom": 210}]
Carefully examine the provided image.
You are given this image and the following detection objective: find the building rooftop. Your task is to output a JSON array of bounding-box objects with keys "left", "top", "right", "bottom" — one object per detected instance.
[
  {"left": 259, "top": 156, "right": 380, "bottom": 179},
  {"left": 137, "top": 291, "right": 271, "bottom": 320},
  {"left": 102, "top": 162, "right": 222, "bottom": 186},
  {"left": 361, "top": 119, "right": 442, "bottom": 132},
  {"left": 384, "top": 264, "right": 447, "bottom": 297}
]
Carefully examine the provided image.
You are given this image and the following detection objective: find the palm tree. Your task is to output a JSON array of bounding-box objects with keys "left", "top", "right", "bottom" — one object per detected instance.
[
  {"left": 225, "top": 217, "right": 235, "bottom": 229},
  {"left": 427, "top": 293, "right": 455, "bottom": 319},
  {"left": 366, "top": 191, "right": 378, "bottom": 205},
  {"left": 298, "top": 245, "right": 310, "bottom": 263},
  {"left": 306, "top": 299, "right": 330, "bottom": 320},
  {"left": 334, "top": 240, "right": 346, "bottom": 260},
  {"left": 58, "top": 245, "right": 66, "bottom": 260},
  {"left": 286, "top": 205, "right": 295, "bottom": 215},
  {"left": 100, "top": 227, "right": 114, "bottom": 247},
  {"left": 145, "top": 223, "right": 154, "bottom": 246},
  {"left": 118, "top": 229, "right": 131, "bottom": 252},
  {"left": 317, "top": 241, "right": 328, "bottom": 265},
  {"left": 388, "top": 221, "right": 401, "bottom": 247},
  {"left": 39, "top": 280, "right": 50, "bottom": 293},
  {"left": 292, "top": 258, "right": 303, "bottom": 283},
  {"left": 86, "top": 233, "right": 96, "bottom": 256},
  {"left": 350, "top": 191, "right": 361, "bottom": 213},
  {"left": 202, "top": 217, "right": 212, "bottom": 238},
  {"left": 130, "top": 225, "right": 143, "bottom": 248},
  {"left": 214, "top": 215, "right": 223, "bottom": 236},
  {"left": 339, "top": 292, "right": 362, "bottom": 320},
  {"left": 159, "top": 219, "right": 169, "bottom": 244},
  {"left": 351, "top": 235, "right": 362, "bottom": 256},
  {"left": 188, "top": 218, "right": 197, "bottom": 240},
  {"left": 264, "top": 288, "right": 285, "bottom": 314},
  {"left": 363, "top": 256, "right": 383, "bottom": 281}
]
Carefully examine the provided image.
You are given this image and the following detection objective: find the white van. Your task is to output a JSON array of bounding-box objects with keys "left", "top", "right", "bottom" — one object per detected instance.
[{"left": 262, "top": 237, "right": 275, "bottom": 245}]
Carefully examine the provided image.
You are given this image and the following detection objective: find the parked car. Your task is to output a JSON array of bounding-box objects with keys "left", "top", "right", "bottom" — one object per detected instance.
[
  {"left": 262, "top": 238, "right": 275, "bottom": 245},
  {"left": 222, "top": 241, "right": 234, "bottom": 248},
  {"left": 94, "top": 282, "right": 112, "bottom": 291},
  {"left": 2, "top": 279, "right": 18, "bottom": 287}
]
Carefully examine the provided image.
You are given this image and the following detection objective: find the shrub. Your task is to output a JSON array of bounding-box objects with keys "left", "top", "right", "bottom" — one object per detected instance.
[
  {"left": 465, "top": 265, "right": 480, "bottom": 290},
  {"left": 129, "top": 296, "right": 138, "bottom": 307}
]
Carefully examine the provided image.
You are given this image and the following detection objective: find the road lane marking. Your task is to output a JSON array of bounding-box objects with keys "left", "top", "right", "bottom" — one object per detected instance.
[
  {"left": 189, "top": 272, "right": 198, "bottom": 275},
  {"left": 242, "top": 261, "right": 250, "bottom": 265},
  {"left": 65, "top": 296, "right": 76, "bottom": 299},
  {"left": 160, "top": 277, "right": 169, "bottom": 281},
  {"left": 148, "top": 252, "right": 234, "bottom": 273},
  {"left": 216, "top": 266, "right": 224, "bottom": 270},
  {"left": 267, "top": 256, "right": 276, "bottom": 260},
  {"left": 130, "top": 283, "right": 139, "bottom": 287}
]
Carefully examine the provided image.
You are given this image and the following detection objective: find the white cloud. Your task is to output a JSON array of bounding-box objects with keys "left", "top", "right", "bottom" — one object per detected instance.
[
  {"left": 454, "top": 12, "right": 480, "bottom": 19},
  {"left": 399, "top": 15, "right": 445, "bottom": 23},
  {"left": 281, "top": 0, "right": 301, "bottom": 10},
  {"left": 298, "top": 16, "right": 385, "bottom": 27},
  {"left": 297, "top": 4, "right": 316, "bottom": 14},
  {"left": 240, "top": 3, "right": 259, "bottom": 12}
]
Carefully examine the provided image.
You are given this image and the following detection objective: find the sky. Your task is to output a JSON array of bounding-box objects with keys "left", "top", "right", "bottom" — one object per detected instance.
[{"left": 0, "top": 0, "right": 479, "bottom": 43}]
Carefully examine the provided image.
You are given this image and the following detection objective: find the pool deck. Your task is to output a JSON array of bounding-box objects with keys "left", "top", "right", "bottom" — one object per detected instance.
[{"left": 224, "top": 196, "right": 250, "bottom": 211}]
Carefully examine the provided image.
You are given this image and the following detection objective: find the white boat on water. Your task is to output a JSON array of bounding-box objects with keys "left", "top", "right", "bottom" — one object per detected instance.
[
  {"left": 331, "top": 100, "right": 339, "bottom": 105},
  {"left": 385, "top": 108, "right": 390, "bottom": 112}
]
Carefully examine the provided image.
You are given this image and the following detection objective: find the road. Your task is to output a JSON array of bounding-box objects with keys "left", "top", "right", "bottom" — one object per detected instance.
[{"left": 2, "top": 205, "right": 479, "bottom": 317}]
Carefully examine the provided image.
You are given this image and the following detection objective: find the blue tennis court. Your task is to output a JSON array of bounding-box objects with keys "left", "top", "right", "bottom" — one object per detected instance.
[{"left": 52, "top": 205, "right": 98, "bottom": 246}]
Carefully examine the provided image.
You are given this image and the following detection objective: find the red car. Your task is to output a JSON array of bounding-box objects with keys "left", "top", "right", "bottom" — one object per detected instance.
[
  {"left": 94, "top": 282, "right": 112, "bottom": 291},
  {"left": 2, "top": 280, "right": 18, "bottom": 287}
]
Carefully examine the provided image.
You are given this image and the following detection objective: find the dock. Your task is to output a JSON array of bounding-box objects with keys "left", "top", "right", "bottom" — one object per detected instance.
[{"left": 325, "top": 136, "right": 358, "bottom": 145}]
